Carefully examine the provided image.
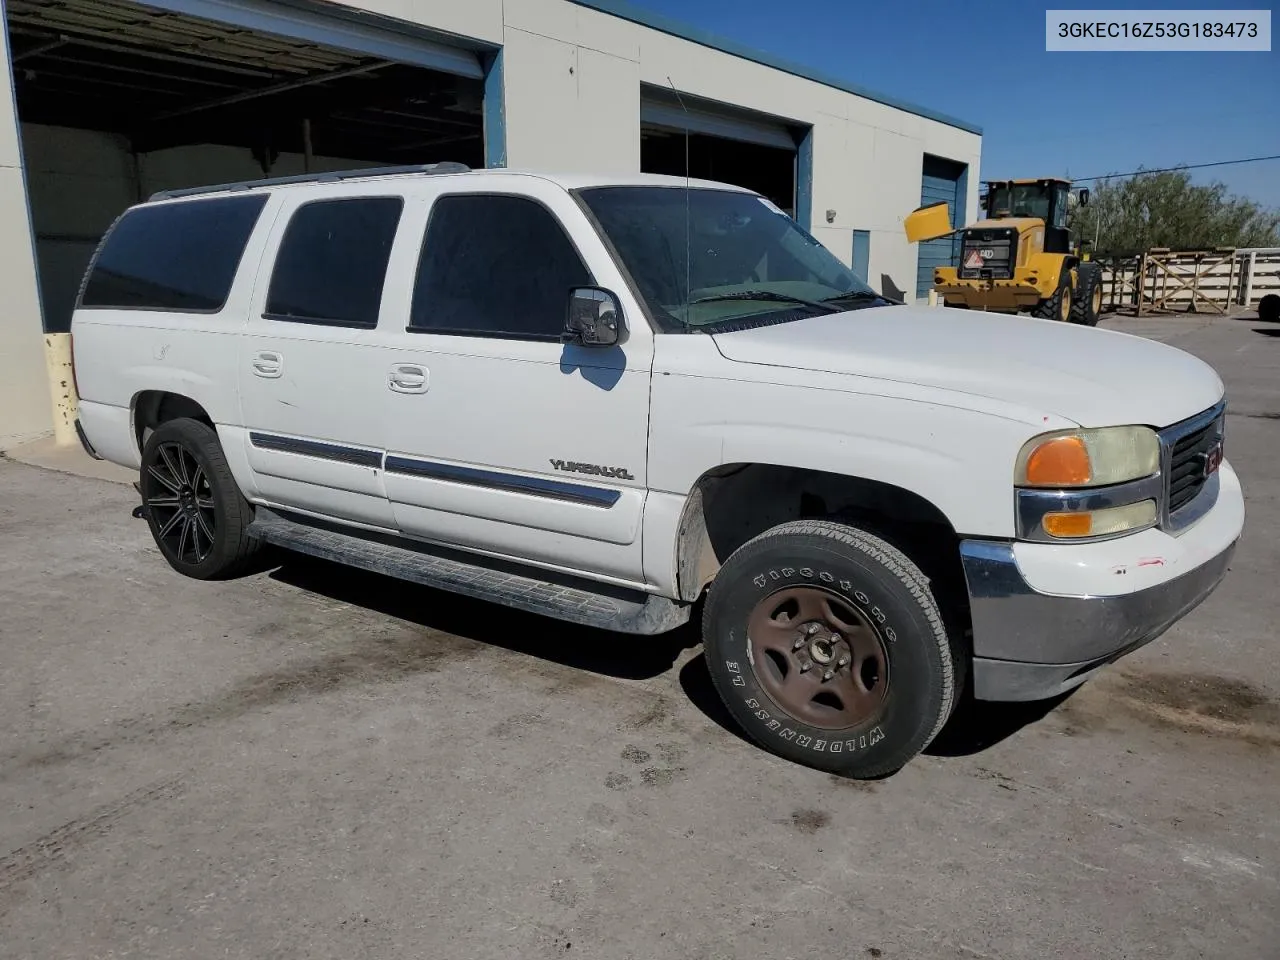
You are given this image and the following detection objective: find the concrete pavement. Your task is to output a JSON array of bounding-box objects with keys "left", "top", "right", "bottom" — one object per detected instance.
[{"left": 1, "top": 311, "right": 1277, "bottom": 959}]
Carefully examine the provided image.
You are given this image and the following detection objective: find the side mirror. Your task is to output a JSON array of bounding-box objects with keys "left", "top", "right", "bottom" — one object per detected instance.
[
  {"left": 565, "top": 287, "right": 622, "bottom": 347},
  {"left": 1078, "top": 188, "right": 1090, "bottom": 207}
]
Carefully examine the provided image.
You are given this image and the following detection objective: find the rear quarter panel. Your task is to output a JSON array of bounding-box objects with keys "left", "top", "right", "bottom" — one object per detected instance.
[{"left": 70, "top": 193, "right": 282, "bottom": 470}]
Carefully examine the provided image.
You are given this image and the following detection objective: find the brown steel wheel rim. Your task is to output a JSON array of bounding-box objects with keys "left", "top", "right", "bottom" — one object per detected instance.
[{"left": 747, "top": 586, "right": 889, "bottom": 730}]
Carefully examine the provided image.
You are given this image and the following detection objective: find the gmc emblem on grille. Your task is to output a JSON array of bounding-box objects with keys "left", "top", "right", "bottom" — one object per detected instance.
[{"left": 1200, "top": 439, "right": 1224, "bottom": 478}]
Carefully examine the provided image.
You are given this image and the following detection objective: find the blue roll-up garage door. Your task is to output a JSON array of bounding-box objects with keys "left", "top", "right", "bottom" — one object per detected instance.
[{"left": 916, "top": 156, "right": 968, "bottom": 300}]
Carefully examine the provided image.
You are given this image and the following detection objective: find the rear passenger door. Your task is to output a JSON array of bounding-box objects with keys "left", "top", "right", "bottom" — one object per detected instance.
[
  {"left": 377, "top": 182, "right": 654, "bottom": 584},
  {"left": 237, "top": 190, "right": 403, "bottom": 529}
]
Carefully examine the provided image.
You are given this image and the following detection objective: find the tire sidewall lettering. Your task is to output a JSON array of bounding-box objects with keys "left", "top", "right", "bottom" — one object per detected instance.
[
  {"left": 751, "top": 566, "right": 894, "bottom": 643},
  {"left": 725, "top": 559, "right": 907, "bottom": 754},
  {"left": 721, "top": 664, "right": 889, "bottom": 755}
]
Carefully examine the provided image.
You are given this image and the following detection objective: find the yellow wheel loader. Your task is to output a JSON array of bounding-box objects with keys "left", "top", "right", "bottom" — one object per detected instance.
[{"left": 904, "top": 177, "right": 1104, "bottom": 325}]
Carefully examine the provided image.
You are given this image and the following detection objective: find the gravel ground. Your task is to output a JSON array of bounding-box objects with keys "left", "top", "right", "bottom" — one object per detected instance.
[{"left": 1, "top": 311, "right": 1277, "bottom": 960}]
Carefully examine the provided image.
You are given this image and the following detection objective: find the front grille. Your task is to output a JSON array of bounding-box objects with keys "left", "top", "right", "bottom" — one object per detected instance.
[
  {"left": 1164, "top": 409, "right": 1225, "bottom": 516},
  {"left": 958, "top": 239, "right": 1012, "bottom": 279}
]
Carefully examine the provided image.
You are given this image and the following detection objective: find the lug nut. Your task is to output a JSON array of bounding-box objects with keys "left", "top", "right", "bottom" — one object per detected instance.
[
  {"left": 793, "top": 638, "right": 805, "bottom": 650},
  {"left": 837, "top": 656, "right": 850, "bottom": 667},
  {"left": 822, "top": 669, "right": 835, "bottom": 681},
  {"left": 806, "top": 623, "right": 821, "bottom": 635},
  {"left": 799, "top": 662, "right": 812, "bottom": 673}
]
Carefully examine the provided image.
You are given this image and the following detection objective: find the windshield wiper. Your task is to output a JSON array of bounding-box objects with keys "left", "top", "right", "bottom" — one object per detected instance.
[
  {"left": 821, "top": 289, "right": 894, "bottom": 305},
  {"left": 689, "top": 290, "right": 840, "bottom": 313}
]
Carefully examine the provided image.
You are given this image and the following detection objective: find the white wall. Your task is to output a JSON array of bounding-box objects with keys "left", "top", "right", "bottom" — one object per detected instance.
[
  {"left": 352, "top": 0, "right": 982, "bottom": 292},
  {"left": 494, "top": 0, "right": 983, "bottom": 300},
  {"left": 0, "top": 24, "right": 51, "bottom": 449}
]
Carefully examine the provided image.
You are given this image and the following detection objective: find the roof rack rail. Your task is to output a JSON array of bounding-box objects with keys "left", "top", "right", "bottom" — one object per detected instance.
[{"left": 148, "top": 161, "right": 472, "bottom": 201}]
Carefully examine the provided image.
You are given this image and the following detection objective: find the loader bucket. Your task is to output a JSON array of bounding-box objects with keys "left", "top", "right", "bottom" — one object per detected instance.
[{"left": 904, "top": 201, "right": 954, "bottom": 243}]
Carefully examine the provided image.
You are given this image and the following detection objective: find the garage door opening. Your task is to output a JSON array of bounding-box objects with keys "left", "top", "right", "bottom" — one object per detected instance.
[
  {"left": 916, "top": 155, "right": 968, "bottom": 300},
  {"left": 6, "top": 0, "right": 491, "bottom": 333},
  {"left": 639, "top": 87, "right": 803, "bottom": 218}
]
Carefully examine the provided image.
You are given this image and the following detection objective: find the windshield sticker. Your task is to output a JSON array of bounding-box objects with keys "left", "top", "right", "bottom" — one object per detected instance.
[{"left": 757, "top": 197, "right": 787, "bottom": 217}]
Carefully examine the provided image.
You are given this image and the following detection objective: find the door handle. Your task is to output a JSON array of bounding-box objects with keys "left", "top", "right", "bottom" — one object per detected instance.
[
  {"left": 389, "top": 363, "right": 429, "bottom": 394},
  {"left": 251, "top": 351, "right": 283, "bottom": 378}
]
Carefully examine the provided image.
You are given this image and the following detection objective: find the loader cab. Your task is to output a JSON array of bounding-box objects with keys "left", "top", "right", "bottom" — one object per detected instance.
[{"left": 983, "top": 178, "right": 1086, "bottom": 255}]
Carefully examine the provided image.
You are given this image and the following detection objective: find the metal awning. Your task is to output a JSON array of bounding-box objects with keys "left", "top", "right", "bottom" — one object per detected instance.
[{"left": 6, "top": 0, "right": 487, "bottom": 163}]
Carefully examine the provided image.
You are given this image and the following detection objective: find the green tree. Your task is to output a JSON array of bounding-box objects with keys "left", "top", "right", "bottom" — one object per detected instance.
[{"left": 1069, "top": 169, "right": 1280, "bottom": 255}]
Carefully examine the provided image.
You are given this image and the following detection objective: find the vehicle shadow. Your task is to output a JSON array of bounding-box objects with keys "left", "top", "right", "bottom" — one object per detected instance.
[
  {"left": 265, "top": 553, "right": 698, "bottom": 681},
  {"left": 1252, "top": 327, "right": 1280, "bottom": 337},
  {"left": 677, "top": 652, "right": 755, "bottom": 748},
  {"left": 924, "top": 688, "right": 1077, "bottom": 757},
  {"left": 265, "top": 553, "right": 1074, "bottom": 757}
]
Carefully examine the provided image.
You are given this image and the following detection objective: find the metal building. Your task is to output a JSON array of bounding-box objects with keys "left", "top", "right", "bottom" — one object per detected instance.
[{"left": 0, "top": 0, "right": 982, "bottom": 448}]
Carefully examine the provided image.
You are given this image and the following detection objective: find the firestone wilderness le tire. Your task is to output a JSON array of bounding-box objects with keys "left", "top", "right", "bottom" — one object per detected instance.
[
  {"left": 1071, "top": 263, "right": 1103, "bottom": 326},
  {"left": 702, "top": 520, "right": 956, "bottom": 778},
  {"left": 139, "top": 418, "right": 261, "bottom": 580},
  {"left": 1032, "top": 268, "right": 1073, "bottom": 322}
]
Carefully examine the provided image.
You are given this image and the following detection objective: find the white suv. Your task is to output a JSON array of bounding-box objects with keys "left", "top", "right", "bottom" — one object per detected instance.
[{"left": 71, "top": 164, "right": 1244, "bottom": 778}]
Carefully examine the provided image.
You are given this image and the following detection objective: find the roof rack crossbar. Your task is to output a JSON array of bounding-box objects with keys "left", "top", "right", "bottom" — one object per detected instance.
[{"left": 148, "top": 162, "right": 472, "bottom": 201}]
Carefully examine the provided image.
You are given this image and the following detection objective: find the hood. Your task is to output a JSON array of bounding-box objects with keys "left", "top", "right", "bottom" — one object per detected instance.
[
  {"left": 966, "top": 217, "right": 1041, "bottom": 234},
  {"left": 710, "top": 306, "right": 1224, "bottom": 428}
]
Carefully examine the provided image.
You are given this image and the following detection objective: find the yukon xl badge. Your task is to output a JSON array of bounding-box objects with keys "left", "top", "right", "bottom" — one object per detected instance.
[{"left": 550, "top": 459, "right": 634, "bottom": 480}]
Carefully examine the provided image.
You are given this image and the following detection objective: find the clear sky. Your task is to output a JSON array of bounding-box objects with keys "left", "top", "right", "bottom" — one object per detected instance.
[{"left": 624, "top": 0, "right": 1280, "bottom": 208}]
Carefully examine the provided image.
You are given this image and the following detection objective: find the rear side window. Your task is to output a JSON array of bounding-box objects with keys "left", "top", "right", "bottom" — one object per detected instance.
[
  {"left": 410, "top": 194, "right": 591, "bottom": 339},
  {"left": 265, "top": 197, "right": 403, "bottom": 328},
  {"left": 79, "top": 195, "right": 267, "bottom": 312}
]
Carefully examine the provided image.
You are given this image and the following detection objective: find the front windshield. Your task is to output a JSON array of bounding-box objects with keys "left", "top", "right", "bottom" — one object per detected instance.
[
  {"left": 577, "top": 186, "right": 884, "bottom": 332},
  {"left": 988, "top": 184, "right": 1051, "bottom": 220}
]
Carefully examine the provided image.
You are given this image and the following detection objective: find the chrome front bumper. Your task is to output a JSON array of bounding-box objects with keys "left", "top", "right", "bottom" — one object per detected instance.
[{"left": 960, "top": 537, "right": 1236, "bottom": 702}]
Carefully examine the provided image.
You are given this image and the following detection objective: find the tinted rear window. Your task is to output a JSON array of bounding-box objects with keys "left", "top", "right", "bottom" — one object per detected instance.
[
  {"left": 265, "top": 197, "right": 404, "bottom": 328},
  {"left": 79, "top": 195, "right": 267, "bottom": 312}
]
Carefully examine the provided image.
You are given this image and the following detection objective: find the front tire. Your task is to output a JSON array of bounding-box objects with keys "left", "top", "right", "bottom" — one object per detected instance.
[
  {"left": 703, "top": 521, "right": 956, "bottom": 778},
  {"left": 1070, "top": 263, "right": 1103, "bottom": 326},
  {"left": 1032, "top": 268, "right": 1073, "bottom": 322},
  {"left": 139, "top": 418, "right": 260, "bottom": 580}
]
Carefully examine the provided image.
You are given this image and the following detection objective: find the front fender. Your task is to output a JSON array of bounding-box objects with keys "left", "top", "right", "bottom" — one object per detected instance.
[{"left": 648, "top": 363, "right": 1051, "bottom": 540}]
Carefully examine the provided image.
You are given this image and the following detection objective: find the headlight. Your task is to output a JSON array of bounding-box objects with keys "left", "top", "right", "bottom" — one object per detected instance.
[{"left": 1015, "top": 426, "right": 1160, "bottom": 488}]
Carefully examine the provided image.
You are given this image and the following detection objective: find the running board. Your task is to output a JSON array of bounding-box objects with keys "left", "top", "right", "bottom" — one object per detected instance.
[{"left": 247, "top": 508, "right": 690, "bottom": 636}]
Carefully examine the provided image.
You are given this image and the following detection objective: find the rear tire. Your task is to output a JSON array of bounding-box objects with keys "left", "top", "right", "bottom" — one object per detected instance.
[
  {"left": 139, "top": 418, "right": 260, "bottom": 580},
  {"left": 702, "top": 520, "right": 956, "bottom": 778},
  {"left": 1071, "top": 263, "right": 1103, "bottom": 326},
  {"left": 1032, "top": 268, "right": 1073, "bottom": 322}
]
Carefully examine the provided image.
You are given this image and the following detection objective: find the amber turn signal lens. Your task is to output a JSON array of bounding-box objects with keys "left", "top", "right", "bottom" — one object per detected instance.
[
  {"left": 1042, "top": 512, "right": 1093, "bottom": 538},
  {"left": 1041, "top": 501, "right": 1157, "bottom": 540},
  {"left": 1024, "top": 436, "right": 1091, "bottom": 487}
]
